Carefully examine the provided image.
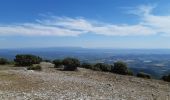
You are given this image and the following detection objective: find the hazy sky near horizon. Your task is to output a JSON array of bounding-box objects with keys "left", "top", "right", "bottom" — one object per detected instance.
[{"left": 1, "top": 0, "right": 170, "bottom": 49}]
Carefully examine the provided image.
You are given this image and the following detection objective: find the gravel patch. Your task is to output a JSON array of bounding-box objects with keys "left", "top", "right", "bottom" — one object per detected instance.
[{"left": 0, "top": 62, "right": 170, "bottom": 100}]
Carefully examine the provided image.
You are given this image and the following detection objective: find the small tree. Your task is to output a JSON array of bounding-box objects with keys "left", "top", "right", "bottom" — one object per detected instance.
[
  {"left": 137, "top": 72, "right": 151, "bottom": 79},
  {"left": 62, "top": 57, "right": 80, "bottom": 71},
  {"left": 53, "top": 59, "right": 63, "bottom": 68},
  {"left": 14, "top": 54, "right": 42, "bottom": 66},
  {"left": 161, "top": 74, "right": 170, "bottom": 82},
  {"left": 0, "top": 58, "right": 8, "bottom": 65},
  {"left": 111, "top": 61, "right": 133, "bottom": 75}
]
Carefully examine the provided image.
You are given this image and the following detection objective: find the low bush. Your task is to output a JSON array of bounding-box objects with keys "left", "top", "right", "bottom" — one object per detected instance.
[
  {"left": 53, "top": 59, "right": 63, "bottom": 68},
  {"left": 43, "top": 59, "right": 51, "bottom": 63},
  {"left": 161, "top": 74, "right": 170, "bottom": 82},
  {"left": 111, "top": 61, "right": 133, "bottom": 75},
  {"left": 137, "top": 72, "right": 151, "bottom": 79},
  {"left": 62, "top": 57, "right": 80, "bottom": 71},
  {"left": 14, "top": 54, "right": 42, "bottom": 66},
  {"left": 81, "top": 63, "right": 93, "bottom": 69},
  {"left": 93, "top": 63, "right": 111, "bottom": 72},
  {"left": 0, "top": 58, "right": 8, "bottom": 65},
  {"left": 8, "top": 61, "right": 15, "bottom": 65},
  {"left": 127, "top": 69, "right": 134, "bottom": 76},
  {"left": 27, "top": 65, "right": 42, "bottom": 71},
  {"left": 91, "top": 64, "right": 101, "bottom": 71}
]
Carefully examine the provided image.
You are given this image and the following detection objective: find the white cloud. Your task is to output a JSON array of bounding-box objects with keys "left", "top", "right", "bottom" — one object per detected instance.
[
  {"left": 0, "top": 5, "right": 170, "bottom": 37},
  {"left": 129, "top": 4, "right": 156, "bottom": 16},
  {"left": 0, "top": 23, "right": 85, "bottom": 36},
  {"left": 139, "top": 5, "right": 170, "bottom": 36},
  {"left": 35, "top": 17, "right": 155, "bottom": 36}
]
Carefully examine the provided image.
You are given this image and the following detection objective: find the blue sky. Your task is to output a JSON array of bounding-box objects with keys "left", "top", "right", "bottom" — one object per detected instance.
[{"left": 0, "top": 0, "right": 170, "bottom": 49}]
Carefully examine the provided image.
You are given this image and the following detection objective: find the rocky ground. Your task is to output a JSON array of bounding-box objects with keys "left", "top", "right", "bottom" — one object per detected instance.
[{"left": 0, "top": 62, "right": 170, "bottom": 100}]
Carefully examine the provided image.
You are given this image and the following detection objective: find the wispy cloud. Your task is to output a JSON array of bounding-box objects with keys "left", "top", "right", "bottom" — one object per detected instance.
[
  {"left": 127, "top": 4, "right": 156, "bottom": 16},
  {"left": 138, "top": 5, "right": 170, "bottom": 36},
  {"left": 0, "top": 23, "right": 85, "bottom": 36},
  {"left": 36, "top": 16, "right": 155, "bottom": 36},
  {"left": 0, "top": 5, "right": 170, "bottom": 37}
]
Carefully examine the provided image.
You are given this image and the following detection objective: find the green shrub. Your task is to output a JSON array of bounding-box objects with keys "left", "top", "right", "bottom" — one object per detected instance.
[
  {"left": 43, "top": 59, "right": 51, "bottom": 63},
  {"left": 137, "top": 72, "right": 151, "bottom": 79},
  {"left": 127, "top": 69, "right": 134, "bottom": 76},
  {"left": 53, "top": 59, "right": 63, "bottom": 68},
  {"left": 0, "top": 58, "right": 8, "bottom": 65},
  {"left": 8, "top": 61, "right": 15, "bottom": 65},
  {"left": 111, "top": 61, "right": 133, "bottom": 75},
  {"left": 27, "top": 65, "right": 42, "bottom": 71},
  {"left": 91, "top": 64, "right": 101, "bottom": 71},
  {"left": 81, "top": 63, "right": 93, "bottom": 69},
  {"left": 161, "top": 74, "right": 170, "bottom": 82},
  {"left": 14, "top": 54, "right": 42, "bottom": 66},
  {"left": 62, "top": 57, "right": 80, "bottom": 71},
  {"left": 93, "top": 63, "right": 111, "bottom": 72}
]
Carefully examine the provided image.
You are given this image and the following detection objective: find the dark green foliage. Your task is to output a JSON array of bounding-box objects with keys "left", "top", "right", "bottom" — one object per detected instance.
[
  {"left": 53, "top": 59, "right": 63, "bottom": 68},
  {"left": 43, "top": 59, "right": 51, "bottom": 63},
  {"left": 127, "top": 70, "right": 134, "bottom": 76},
  {"left": 91, "top": 63, "right": 101, "bottom": 71},
  {"left": 93, "top": 63, "right": 111, "bottom": 72},
  {"left": 81, "top": 61, "right": 133, "bottom": 75},
  {"left": 0, "top": 58, "right": 8, "bottom": 65},
  {"left": 81, "top": 62, "right": 111, "bottom": 72},
  {"left": 161, "top": 74, "right": 170, "bottom": 82},
  {"left": 14, "top": 54, "right": 42, "bottom": 66},
  {"left": 137, "top": 72, "right": 151, "bottom": 79},
  {"left": 111, "top": 61, "right": 133, "bottom": 75},
  {"left": 27, "top": 65, "right": 42, "bottom": 71},
  {"left": 62, "top": 57, "right": 80, "bottom": 71},
  {"left": 81, "top": 63, "right": 93, "bottom": 69},
  {"left": 8, "top": 61, "right": 15, "bottom": 65}
]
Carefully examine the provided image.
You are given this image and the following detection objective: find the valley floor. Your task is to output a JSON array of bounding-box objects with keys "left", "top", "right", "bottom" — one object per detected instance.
[{"left": 0, "top": 62, "right": 170, "bottom": 100}]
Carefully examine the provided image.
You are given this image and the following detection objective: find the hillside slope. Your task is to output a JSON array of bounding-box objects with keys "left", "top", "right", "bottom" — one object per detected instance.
[{"left": 0, "top": 62, "right": 170, "bottom": 100}]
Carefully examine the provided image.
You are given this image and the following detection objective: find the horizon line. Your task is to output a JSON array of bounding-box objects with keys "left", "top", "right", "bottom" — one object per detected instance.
[{"left": 1, "top": 46, "right": 170, "bottom": 50}]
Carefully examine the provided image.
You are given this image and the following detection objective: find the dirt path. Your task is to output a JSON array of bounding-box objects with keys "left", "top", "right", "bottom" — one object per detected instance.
[{"left": 0, "top": 62, "right": 170, "bottom": 100}]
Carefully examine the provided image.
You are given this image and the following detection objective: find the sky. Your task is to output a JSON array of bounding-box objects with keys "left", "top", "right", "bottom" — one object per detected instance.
[{"left": 0, "top": 0, "right": 170, "bottom": 49}]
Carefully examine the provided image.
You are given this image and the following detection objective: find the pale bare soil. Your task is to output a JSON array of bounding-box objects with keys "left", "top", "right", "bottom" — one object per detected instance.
[{"left": 0, "top": 62, "right": 170, "bottom": 100}]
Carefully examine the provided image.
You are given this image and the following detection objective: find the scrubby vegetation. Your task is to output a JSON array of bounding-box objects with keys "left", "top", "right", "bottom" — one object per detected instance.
[
  {"left": 126, "top": 70, "right": 133, "bottom": 76},
  {"left": 81, "top": 61, "right": 133, "bottom": 75},
  {"left": 6, "top": 54, "right": 168, "bottom": 82},
  {"left": 53, "top": 59, "right": 63, "bottom": 68},
  {"left": 93, "top": 63, "right": 111, "bottom": 72},
  {"left": 0, "top": 58, "right": 9, "bottom": 65},
  {"left": 111, "top": 61, "right": 133, "bottom": 75},
  {"left": 81, "top": 63, "right": 93, "bottom": 69},
  {"left": 43, "top": 59, "right": 51, "bottom": 63},
  {"left": 27, "top": 65, "right": 42, "bottom": 71},
  {"left": 161, "top": 74, "right": 170, "bottom": 82},
  {"left": 62, "top": 57, "right": 80, "bottom": 71},
  {"left": 14, "top": 54, "right": 42, "bottom": 66},
  {"left": 52, "top": 58, "right": 80, "bottom": 71},
  {"left": 2, "top": 54, "right": 170, "bottom": 82},
  {"left": 137, "top": 72, "right": 151, "bottom": 79},
  {"left": 81, "top": 62, "right": 111, "bottom": 72}
]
